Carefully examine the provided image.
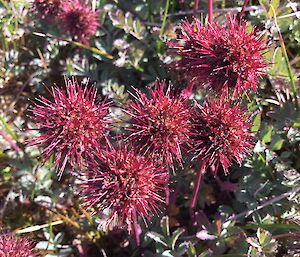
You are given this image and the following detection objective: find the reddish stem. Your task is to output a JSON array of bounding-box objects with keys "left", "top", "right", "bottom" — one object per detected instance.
[
  {"left": 238, "top": 0, "right": 249, "bottom": 20},
  {"left": 165, "top": 173, "right": 170, "bottom": 207},
  {"left": 132, "top": 210, "right": 140, "bottom": 246},
  {"left": 207, "top": 0, "right": 213, "bottom": 24},
  {"left": 193, "top": 0, "right": 199, "bottom": 17},
  {"left": 190, "top": 163, "right": 206, "bottom": 215},
  {"left": 0, "top": 130, "right": 21, "bottom": 153}
]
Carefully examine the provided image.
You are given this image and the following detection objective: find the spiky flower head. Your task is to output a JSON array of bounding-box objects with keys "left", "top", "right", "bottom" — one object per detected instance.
[
  {"left": 191, "top": 97, "right": 252, "bottom": 174},
  {"left": 29, "top": 78, "right": 110, "bottom": 178},
  {"left": 169, "top": 15, "right": 268, "bottom": 96},
  {"left": 32, "top": 0, "right": 61, "bottom": 20},
  {"left": 77, "top": 143, "right": 168, "bottom": 230},
  {"left": 123, "top": 80, "right": 192, "bottom": 170},
  {"left": 0, "top": 232, "right": 38, "bottom": 257},
  {"left": 58, "top": 0, "right": 98, "bottom": 43}
]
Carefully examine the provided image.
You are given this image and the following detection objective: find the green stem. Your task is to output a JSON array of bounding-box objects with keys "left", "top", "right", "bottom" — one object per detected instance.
[
  {"left": 0, "top": 115, "right": 18, "bottom": 141},
  {"left": 270, "top": 6, "right": 297, "bottom": 99},
  {"left": 33, "top": 32, "right": 113, "bottom": 60},
  {"left": 160, "top": 0, "right": 170, "bottom": 37}
]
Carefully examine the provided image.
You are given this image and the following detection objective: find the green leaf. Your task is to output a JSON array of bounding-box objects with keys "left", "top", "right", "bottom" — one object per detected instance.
[
  {"left": 187, "top": 242, "right": 196, "bottom": 257},
  {"left": 109, "top": 9, "right": 125, "bottom": 28},
  {"left": 146, "top": 231, "right": 168, "bottom": 247},
  {"left": 267, "top": 0, "right": 280, "bottom": 17},
  {"left": 268, "top": 47, "right": 289, "bottom": 78},
  {"left": 270, "top": 134, "right": 284, "bottom": 151},
  {"left": 258, "top": 0, "right": 269, "bottom": 13},
  {"left": 168, "top": 228, "right": 185, "bottom": 250},
  {"left": 125, "top": 12, "right": 133, "bottom": 32},
  {"left": 251, "top": 113, "right": 261, "bottom": 133},
  {"left": 257, "top": 228, "right": 271, "bottom": 246},
  {"left": 199, "top": 250, "right": 213, "bottom": 257},
  {"left": 243, "top": 223, "right": 300, "bottom": 231},
  {"left": 261, "top": 125, "right": 273, "bottom": 144},
  {"left": 176, "top": 242, "right": 190, "bottom": 255},
  {"left": 133, "top": 19, "right": 141, "bottom": 34},
  {"left": 160, "top": 216, "right": 170, "bottom": 237}
]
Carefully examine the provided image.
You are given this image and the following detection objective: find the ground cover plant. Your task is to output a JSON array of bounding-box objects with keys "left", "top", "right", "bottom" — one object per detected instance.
[{"left": 0, "top": 0, "right": 299, "bottom": 256}]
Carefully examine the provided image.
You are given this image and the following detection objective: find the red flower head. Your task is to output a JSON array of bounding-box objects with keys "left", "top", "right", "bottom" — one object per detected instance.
[
  {"left": 58, "top": 0, "right": 98, "bottom": 43},
  {"left": 32, "top": 0, "right": 61, "bottom": 20},
  {"left": 0, "top": 232, "right": 38, "bottom": 257},
  {"left": 123, "top": 80, "right": 192, "bottom": 170},
  {"left": 169, "top": 15, "right": 268, "bottom": 96},
  {"left": 191, "top": 98, "right": 252, "bottom": 174},
  {"left": 77, "top": 143, "right": 168, "bottom": 230},
  {"left": 29, "top": 78, "right": 110, "bottom": 178}
]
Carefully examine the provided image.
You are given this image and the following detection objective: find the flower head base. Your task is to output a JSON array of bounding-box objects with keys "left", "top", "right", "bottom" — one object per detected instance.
[
  {"left": 123, "top": 80, "right": 192, "bottom": 170},
  {"left": 58, "top": 0, "right": 98, "bottom": 43},
  {"left": 77, "top": 143, "right": 168, "bottom": 230},
  {"left": 32, "top": 0, "right": 61, "bottom": 20},
  {"left": 191, "top": 98, "right": 252, "bottom": 174},
  {"left": 29, "top": 78, "right": 110, "bottom": 178},
  {"left": 169, "top": 15, "right": 268, "bottom": 96},
  {"left": 0, "top": 232, "right": 38, "bottom": 257}
]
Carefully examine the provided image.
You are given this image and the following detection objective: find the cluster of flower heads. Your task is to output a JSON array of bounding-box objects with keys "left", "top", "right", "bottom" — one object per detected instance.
[
  {"left": 32, "top": 0, "right": 98, "bottom": 43},
  {"left": 0, "top": 232, "right": 38, "bottom": 257},
  {"left": 29, "top": 14, "right": 268, "bottom": 231},
  {"left": 168, "top": 15, "right": 267, "bottom": 96},
  {"left": 30, "top": 78, "right": 252, "bottom": 229}
]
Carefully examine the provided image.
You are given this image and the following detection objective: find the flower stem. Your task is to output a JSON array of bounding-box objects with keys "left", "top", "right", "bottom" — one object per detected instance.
[
  {"left": 270, "top": 5, "right": 298, "bottom": 104},
  {"left": 132, "top": 210, "right": 140, "bottom": 246},
  {"left": 208, "top": 0, "right": 213, "bottom": 24},
  {"left": 0, "top": 115, "right": 18, "bottom": 141},
  {"left": 193, "top": 0, "right": 199, "bottom": 17},
  {"left": 190, "top": 163, "right": 206, "bottom": 215},
  {"left": 160, "top": 0, "right": 170, "bottom": 37},
  {"left": 0, "top": 130, "right": 21, "bottom": 153},
  {"left": 165, "top": 173, "right": 170, "bottom": 207},
  {"left": 238, "top": 0, "right": 249, "bottom": 20}
]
